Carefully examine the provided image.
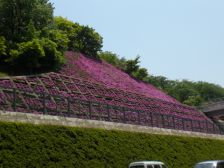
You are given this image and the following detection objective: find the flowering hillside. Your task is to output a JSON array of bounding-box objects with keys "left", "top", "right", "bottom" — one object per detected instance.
[
  {"left": 0, "top": 51, "right": 221, "bottom": 134},
  {"left": 60, "top": 52, "right": 179, "bottom": 104}
]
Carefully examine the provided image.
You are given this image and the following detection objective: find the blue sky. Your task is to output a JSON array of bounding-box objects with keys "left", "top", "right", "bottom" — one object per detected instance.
[{"left": 50, "top": 0, "right": 224, "bottom": 87}]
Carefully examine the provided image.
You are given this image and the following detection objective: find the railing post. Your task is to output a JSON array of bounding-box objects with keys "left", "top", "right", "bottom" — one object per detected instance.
[
  {"left": 122, "top": 107, "right": 126, "bottom": 123},
  {"left": 138, "top": 110, "right": 141, "bottom": 125},
  {"left": 13, "top": 88, "right": 16, "bottom": 111},
  {"left": 98, "top": 103, "right": 102, "bottom": 120},
  {"left": 67, "top": 97, "right": 71, "bottom": 116},
  {"left": 182, "top": 118, "right": 185, "bottom": 131},
  {"left": 43, "top": 92, "right": 47, "bottom": 115},
  {"left": 172, "top": 116, "right": 175, "bottom": 129},
  {"left": 88, "top": 101, "right": 92, "bottom": 119},
  {"left": 205, "top": 121, "right": 208, "bottom": 133},
  {"left": 190, "top": 119, "right": 193, "bottom": 132},
  {"left": 161, "top": 114, "right": 165, "bottom": 129},
  {"left": 198, "top": 121, "right": 203, "bottom": 132},
  {"left": 150, "top": 112, "right": 153, "bottom": 127},
  {"left": 212, "top": 123, "right": 216, "bottom": 134},
  {"left": 77, "top": 99, "right": 81, "bottom": 117},
  {"left": 107, "top": 104, "right": 111, "bottom": 121}
]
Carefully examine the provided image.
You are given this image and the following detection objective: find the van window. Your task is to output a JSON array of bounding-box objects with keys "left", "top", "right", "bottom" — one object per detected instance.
[
  {"left": 154, "top": 165, "right": 161, "bottom": 168},
  {"left": 217, "top": 162, "right": 224, "bottom": 168},
  {"left": 130, "top": 166, "right": 144, "bottom": 168},
  {"left": 147, "top": 165, "right": 153, "bottom": 168}
]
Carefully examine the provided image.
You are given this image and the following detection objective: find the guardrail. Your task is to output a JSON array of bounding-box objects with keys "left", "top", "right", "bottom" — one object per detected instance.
[{"left": 0, "top": 87, "right": 223, "bottom": 135}]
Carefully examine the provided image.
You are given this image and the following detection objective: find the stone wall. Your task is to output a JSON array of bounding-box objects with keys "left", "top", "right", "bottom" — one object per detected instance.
[{"left": 1, "top": 110, "right": 224, "bottom": 140}]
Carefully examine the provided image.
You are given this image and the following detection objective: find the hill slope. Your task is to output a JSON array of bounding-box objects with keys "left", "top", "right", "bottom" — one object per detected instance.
[
  {"left": 0, "top": 51, "right": 220, "bottom": 134},
  {"left": 60, "top": 52, "right": 178, "bottom": 104}
]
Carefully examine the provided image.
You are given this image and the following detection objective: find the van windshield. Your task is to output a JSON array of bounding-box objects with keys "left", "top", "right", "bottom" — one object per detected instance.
[
  {"left": 130, "top": 166, "right": 144, "bottom": 168},
  {"left": 195, "top": 162, "right": 224, "bottom": 168},
  {"left": 195, "top": 163, "right": 213, "bottom": 168}
]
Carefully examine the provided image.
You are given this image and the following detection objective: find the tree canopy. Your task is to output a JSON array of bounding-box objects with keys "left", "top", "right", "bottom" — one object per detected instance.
[
  {"left": 0, "top": 0, "right": 54, "bottom": 43},
  {"left": 55, "top": 17, "right": 103, "bottom": 59},
  {"left": 0, "top": 1, "right": 103, "bottom": 74}
]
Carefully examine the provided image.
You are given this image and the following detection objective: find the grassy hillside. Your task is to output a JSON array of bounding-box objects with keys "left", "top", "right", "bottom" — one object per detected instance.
[{"left": 0, "top": 122, "right": 224, "bottom": 168}]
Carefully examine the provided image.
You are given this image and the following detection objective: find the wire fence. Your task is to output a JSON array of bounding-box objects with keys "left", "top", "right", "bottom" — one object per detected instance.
[{"left": 0, "top": 87, "right": 223, "bottom": 135}]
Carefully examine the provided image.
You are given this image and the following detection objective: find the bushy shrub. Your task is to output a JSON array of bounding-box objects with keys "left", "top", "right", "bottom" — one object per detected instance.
[
  {"left": 46, "top": 29, "right": 69, "bottom": 52},
  {"left": 132, "top": 68, "right": 148, "bottom": 81},
  {"left": 125, "top": 56, "right": 140, "bottom": 75},
  {"left": 40, "top": 38, "right": 65, "bottom": 71},
  {"left": 0, "top": 36, "right": 6, "bottom": 56},
  {"left": 99, "top": 51, "right": 126, "bottom": 69},
  {"left": 9, "top": 39, "right": 45, "bottom": 73},
  {"left": 8, "top": 38, "right": 64, "bottom": 74},
  {"left": 1, "top": 122, "right": 224, "bottom": 168}
]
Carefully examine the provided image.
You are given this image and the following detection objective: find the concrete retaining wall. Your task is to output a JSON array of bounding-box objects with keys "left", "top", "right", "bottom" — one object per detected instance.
[{"left": 1, "top": 110, "right": 224, "bottom": 140}]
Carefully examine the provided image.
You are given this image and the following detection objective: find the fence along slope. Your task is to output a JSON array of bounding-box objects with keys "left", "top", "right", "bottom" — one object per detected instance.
[{"left": 0, "top": 73, "right": 222, "bottom": 134}]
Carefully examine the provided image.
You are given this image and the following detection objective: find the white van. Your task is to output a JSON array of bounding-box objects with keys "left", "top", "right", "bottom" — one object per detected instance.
[
  {"left": 194, "top": 160, "right": 224, "bottom": 168},
  {"left": 129, "top": 161, "right": 167, "bottom": 168}
]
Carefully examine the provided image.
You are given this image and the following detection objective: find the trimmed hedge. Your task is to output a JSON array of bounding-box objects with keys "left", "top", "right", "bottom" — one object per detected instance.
[{"left": 0, "top": 122, "right": 224, "bottom": 168}]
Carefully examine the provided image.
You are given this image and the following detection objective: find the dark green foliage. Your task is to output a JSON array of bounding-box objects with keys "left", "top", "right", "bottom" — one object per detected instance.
[
  {"left": 7, "top": 38, "right": 64, "bottom": 74},
  {"left": 71, "top": 25, "right": 103, "bottom": 58},
  {"left": 0, "top": 0, "right": 65, "bottom": 74},
  {"left": 146, "top": 76, "right": 224, "bottom": 106},
  {"left": 39, "top": 38, "right": 65, "bottom": 71},
  {"left": 0, "top": 121, "right": 224, "bottom": 168},
  {"left": 125, "top": 56, "right": 140, "bottom": 75},
  {"left": 0, "top": 2, "right": 103, "bottom": 74},
  {"left": 132, "top": 68, "right": 148, "bottom": 81},
  {"left": 0, "top": 36, "right": 6, "bottom": 56},
  {"left": 100, "top": 52, "right": 149, "bottom": 80},
  {"left": 0, "top": 0, "right": 53, "bottom": 42},
  {"left": 55, "top": 17, "right": 103, "bottom": 59},
  {"left": 99, "top": 51, "right": 126, "bottom": 69},
  {"left": 44, "top": 29, "right": 69, "bottom": 52},
  {"left": 146, "top": 76, "right": 172, "bottom": 90},
  {"left": 195, "top": 82, "right": 224, "bottom": 101},
  {"left": 8, "top": 39, "right": 45, "bottom": 73}
]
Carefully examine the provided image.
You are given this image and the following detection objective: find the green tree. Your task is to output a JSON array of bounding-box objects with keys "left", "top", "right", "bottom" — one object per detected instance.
[
  {"left": 125, "top": 56, "right": 140, "bottom": 75},
  {"left": 71, "top": 25, "right": 103, "bottom": 58},
  {"left": 0, "top": 0, "right": 54, "bottom": 42},
  {"left": 0, "top": 36, "right": 6, "bottom": 56},
  {"left": 55, "top": 17, "right": 103, "bottom": 59},
  {"left": 39, "top": 38, "right": 65, "bottom": 71},
  {"left": 9, "top": 39, "right": 45, "bottom": 73},
  {"left": 99, "top": 51, "right": 125, "bottom": 68},
  {"left": 133, "top": 68, "right": 148, "bottom": 81},
  {"left": 8, "top": 38, "right": 64, "bottom": 74},
  {"left": 183, "top": 95, "right": 203, "bottom": 106},
  {"left": 44, "top": 29, "right": 69, "bottom": 52},
  {"left": 54, "top": 16, "right": 78, "bottom": 34},
  {"left": 195, "top": 82, "right": 224, "bottom": 101},
  {"left": 167, "top": 80, "right": 199, "bottom": 103}
]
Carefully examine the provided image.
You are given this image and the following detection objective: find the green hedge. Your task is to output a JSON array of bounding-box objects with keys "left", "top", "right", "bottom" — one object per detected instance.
[{"left": 0, "top": 122, "right": 224, "bottom": 168}]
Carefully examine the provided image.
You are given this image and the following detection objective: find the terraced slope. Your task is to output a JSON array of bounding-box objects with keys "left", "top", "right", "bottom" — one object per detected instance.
[
  {"left": 0, "top": 51, "right": 221, "bottom": 134},
  {"left": 60, "top": 52, "right": 178, "bottom": 104}
]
